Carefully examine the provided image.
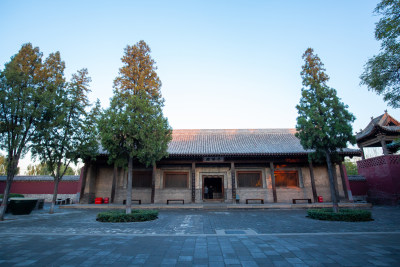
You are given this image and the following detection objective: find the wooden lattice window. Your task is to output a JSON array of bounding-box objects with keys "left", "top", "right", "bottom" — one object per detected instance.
[
  {"left": 274, "top": 170, "right": 299, "bottom": 187},
  {"left": 164, "top": 172, "right": 188, "bottom": 188},
  {"left": 132, "top": 171, "right": 152, "bottom": 188},
  {"left": 237, "top": 171, "right": 262, "bottom": 188}
]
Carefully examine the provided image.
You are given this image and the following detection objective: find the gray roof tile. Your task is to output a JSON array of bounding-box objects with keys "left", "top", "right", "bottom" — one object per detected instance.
[{"left": 167, "top": 129, "right": 359, "bottom": 156}]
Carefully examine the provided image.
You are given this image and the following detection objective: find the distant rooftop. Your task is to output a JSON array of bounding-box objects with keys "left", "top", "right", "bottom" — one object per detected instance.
[{"left": 356, "top": 112, "right": 400, "bottom": 143}]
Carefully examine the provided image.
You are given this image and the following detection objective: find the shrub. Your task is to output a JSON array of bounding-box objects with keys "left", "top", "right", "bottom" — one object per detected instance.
[
  {"left": 307, "top": 208, "right": 372, "bottom": 222},
  {"left": 96, "top": 210, "right": 158, "bottom": 222},
  {"left": 0, "top": 193, "right": 24, "bottom": 199}
]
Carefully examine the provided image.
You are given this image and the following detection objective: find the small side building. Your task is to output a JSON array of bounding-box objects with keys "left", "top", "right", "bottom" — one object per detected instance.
[
  {"left": 356, "top": 112, "right": 400, "bottom": 205},
  {"left": 80, "top": 129, "right": 359, "bottom": 204}
]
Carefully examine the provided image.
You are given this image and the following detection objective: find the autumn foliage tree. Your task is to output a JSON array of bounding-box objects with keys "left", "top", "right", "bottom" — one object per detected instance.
[
  {"left": 0, "top": 44, "right": 64, "bottom": 220},
  {"left": 99, "top": 40, "right": 171, "bottom": 214},
  {"left": 296, "top": 48, "right": 356, "bottom": 212}
]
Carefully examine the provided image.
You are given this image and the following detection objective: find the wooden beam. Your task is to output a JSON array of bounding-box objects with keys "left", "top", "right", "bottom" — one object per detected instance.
[
  {"left": 308, "top": 161, "right": 318, "bottom": 203},
  {"left": 151, "top": 163, "right": 156, "bottom": 204},
  {"left": 231, "top": 162, "right": 236, "bottom": 200},
  {"left": 270, "top": 162, "right": 277, "bottom": 203},
  {"left": 191, "top": 162, "right": 196, "bottom": 203},
  {"left": 331, "top": 163, "right": 340, "bottom": 202}
]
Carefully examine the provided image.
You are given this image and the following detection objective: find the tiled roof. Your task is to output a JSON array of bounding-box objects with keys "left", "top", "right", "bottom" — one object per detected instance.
[
  {"left": 167, "top": 129, "right": 359, "bottom": 156},
  {"left": 0, "top": 175, "right": 80, "bottom": 181},
  {"left": 356, "top": 113, "right": 400, "bottom": 141}
]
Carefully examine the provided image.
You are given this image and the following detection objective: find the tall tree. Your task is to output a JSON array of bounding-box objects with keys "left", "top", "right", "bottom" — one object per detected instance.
[
  {"left": 296, "top": 48, "right": 356, "bottom": 212},
  {"left": 360, "top": 0, "right": 400, "bottom": 108},
  {"left": 0, "top": 43, "right": 63, "bottom": 220},
  {"left": 99, "top": 40, "right": 171, "bottom": 214},
  {"left": 31, "top": 68, "right": 99, "bottom": 214}
]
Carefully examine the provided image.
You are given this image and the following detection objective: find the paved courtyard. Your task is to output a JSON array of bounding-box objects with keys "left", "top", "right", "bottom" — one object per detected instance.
[{"left": 0, "top": 206, "right": 400, "bottom": 266}]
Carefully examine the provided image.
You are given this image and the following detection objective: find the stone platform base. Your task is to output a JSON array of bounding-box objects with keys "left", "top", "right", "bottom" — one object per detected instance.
[{"left": 60, "top": 202, "right": 372, "bottom": 210}]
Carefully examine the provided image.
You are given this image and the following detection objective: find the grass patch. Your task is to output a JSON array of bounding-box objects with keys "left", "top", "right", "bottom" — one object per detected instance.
[
  {"left": 96, "top": 210, "right": 158, "bottom": 222},
  {"left": 307, "top": 208, "right": 373, "bottom": 222}
]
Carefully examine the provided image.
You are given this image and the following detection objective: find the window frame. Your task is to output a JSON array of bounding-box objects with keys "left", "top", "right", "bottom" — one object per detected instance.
[
  {"left": 236, "top": 171, "right": 263, "bottom": 188},
  {"left": 274, "top": 170, "right": 299, "bottom": 188},
  {"left": 132, "top": 171, "right": 152, "bottom": 188},
  {"left": 163, "top": 171, "right": 189, "bottom": 189}
]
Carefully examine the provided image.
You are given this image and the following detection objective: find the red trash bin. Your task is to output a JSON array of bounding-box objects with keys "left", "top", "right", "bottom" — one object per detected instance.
[
  {"left": 318, "top": 196, "right": 323, "bottom": 203},
  {"left": 95, "top": 197, "right": 103, "bottom": 204},
  {"left": 103, "top": 197, "right": 109, "bottom": 204}
]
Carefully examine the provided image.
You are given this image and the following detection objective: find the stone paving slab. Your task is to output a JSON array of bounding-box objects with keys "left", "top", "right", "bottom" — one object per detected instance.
[{"left": 0, "top": 206, "right": 399, "bottom": 266}]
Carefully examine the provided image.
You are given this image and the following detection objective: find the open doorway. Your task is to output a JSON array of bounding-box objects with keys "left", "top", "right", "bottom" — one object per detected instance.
[{"left": 203, "top": 176, "right": 224, "bottom": 200}]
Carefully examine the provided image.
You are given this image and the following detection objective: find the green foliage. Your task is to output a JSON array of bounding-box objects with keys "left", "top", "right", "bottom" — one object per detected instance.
[
  {"left": 387, "top": 138, "right": 400, "bottom": 152},
  {"left": 296, "top": 48, "right": 356, "bottom": 158},
  {"left": 99, "top": 91, "right": 172, "bottom": 168},
  {"left": 307, "top": 208, "right": 373, "bottom": 222},
  {"left": 0, "top": 193, "right": 24, "bottom": 199},
  {"left": 360, "top": 0, "right": 400, "bottom": 108},
  {"left": 96, "top": 210, "right": 158, "bottom": 222},
  {"left": 26, "top": 163, "right": 76, "bottom": 175},
  {"left": 344, "top": 160, "right": 358, "bottom": 175}
]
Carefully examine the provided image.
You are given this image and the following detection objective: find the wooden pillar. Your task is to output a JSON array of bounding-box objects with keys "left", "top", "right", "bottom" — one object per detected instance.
[
  {"left": 231, "top": 162, "right": 236, "bottom": 200},
  {"left": 151, "top": 163, "right": 156, "bottom": 204},
  {"left": 191, "top": 162, "right": 196, "bottom": 203},
  {"left": 308, "top": 161, "right": 318, "bottom": 203},
  {"left": 270, "top": 162, "right": 277, "bottom": 203},
  {"left": 339, "top": 162, "right": 353, "bottom": 201},
  {"left": 110, "top": 163, "right": 117, "bottom": 203},
  {"left": 88, "top": 164, "right": 97, "bottom": 204},
  {"left": 79, "top": 162, "right": 89, "bottom": 203},
  {"left": 359, "top": 145, "right": 365, "bottom": 160},
  {"left": 379, "top": 135, "right": 389, "bottom": 155},
  {"left": 331, "top": 163, "right": 340, "bottom": 202}
]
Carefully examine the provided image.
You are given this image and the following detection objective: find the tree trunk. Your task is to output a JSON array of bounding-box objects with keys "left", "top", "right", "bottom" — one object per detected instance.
[
  {"left": 0, "top": 160, "right": 19, "bottom": 221},
  {"left": 0, "top": 175, "right": 13, "bottom": 221},
  {"left": 325, "top": 149, "right": 339, "bottom": 213},
  {"left": 126, "top": 156, "right": 133, "bottom": 214},
  {"left": 308, "top": 160, "right": 318, "bottom": 203},
  {"left": 50, "top": 177, "right": 60, "bottom": 214}
]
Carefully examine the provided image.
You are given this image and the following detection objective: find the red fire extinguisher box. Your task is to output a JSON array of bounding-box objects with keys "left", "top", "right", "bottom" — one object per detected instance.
[{"left": 318, "top": 196, "right": 323, "bottom": 203}]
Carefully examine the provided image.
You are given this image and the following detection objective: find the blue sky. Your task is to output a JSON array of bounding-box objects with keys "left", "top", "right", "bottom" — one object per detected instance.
[{"left": 0, "top": 0, "right": 398, "bottom": 170}]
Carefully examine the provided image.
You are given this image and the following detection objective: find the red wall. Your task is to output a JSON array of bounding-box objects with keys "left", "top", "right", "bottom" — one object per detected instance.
[
  {"left": 349, "top": 180, "right": 368, "bottom": 196},
  {"left": 0, "top": 180, "right": 80, "bottom": 194},
  {"left": 357, "top": 155, "right": 400, "bottom": 205}
]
